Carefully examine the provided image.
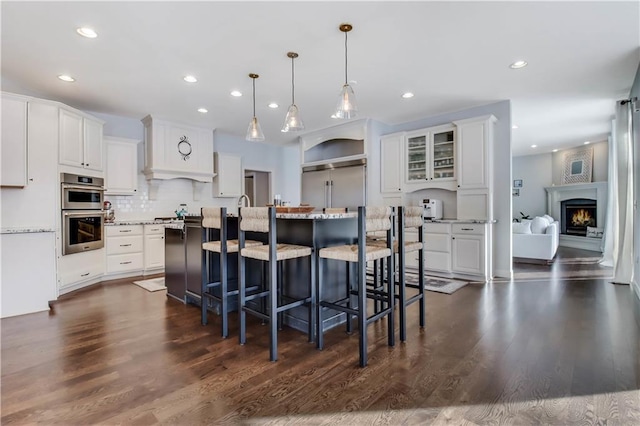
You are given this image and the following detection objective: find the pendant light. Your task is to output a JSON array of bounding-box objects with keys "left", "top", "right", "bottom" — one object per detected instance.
[
  {"left": 246, "top": 73, "right": 265, "bottom": 142},
  {"left": 334, "top": 23, "right": 357, "bottom": 119},
  {"left": 281, "top": 52, "right": 304, "bottom": 132}
]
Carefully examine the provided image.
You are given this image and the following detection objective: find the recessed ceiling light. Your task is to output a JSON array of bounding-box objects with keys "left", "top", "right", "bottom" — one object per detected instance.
[
  {"left": 230, "top": 90, "right": 242, "bottom": 97},
  {"left": 197, "top": 108, "right": 208, "bottom": 113},
  {"left": 531, "top": 145, "right": 537, "bottom": 148},
  {"left": 401, "top": 92, "right": 414, "bottom": 99},
  {"left": 509, "top": 60, "right": 528, "bottom": 69},
  {"left": 58, "top": 75, "right": 75, "bottom": 82},
  {"left": 552, "top": 149, "right": 558, "bottom": 152},
  {"left": 584, "top": 141, "right": 590, "bottom": 145},
  {"left": 76, "top": 27, "right": 97, "bottom": 38},
  {"left": 183, "top": 75, "right": 197, "bottom": 83},
  {"left": 268, "top": 103, "right": 279, "bottom": 109},
  {"left": 512, "top": 124, "right": 519, "bottom": 129}
]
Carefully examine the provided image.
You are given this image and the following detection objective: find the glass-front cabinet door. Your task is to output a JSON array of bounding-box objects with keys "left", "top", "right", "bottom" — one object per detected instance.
[
  {"left": 406, "top": 132, "right": 428, "bottom": 182},
  {"left": 431, "top": 126, "right": 456, "bottom": 180}
]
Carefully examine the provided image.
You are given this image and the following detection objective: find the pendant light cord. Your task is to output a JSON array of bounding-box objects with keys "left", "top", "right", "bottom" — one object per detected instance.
[
  {"left": 252, "top": 77, "right": 256, "bottom": 118},
  {"left": 291, "top": 56, "right": 295, "bottom": 105},
  {"left": 344, "top": 31, "right": 348, "bottom": 85}
]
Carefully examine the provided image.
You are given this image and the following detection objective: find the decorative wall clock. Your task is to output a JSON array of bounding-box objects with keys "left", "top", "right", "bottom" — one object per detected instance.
[{"left": 177, "top": 135, "right": 192, "bottom": 161}]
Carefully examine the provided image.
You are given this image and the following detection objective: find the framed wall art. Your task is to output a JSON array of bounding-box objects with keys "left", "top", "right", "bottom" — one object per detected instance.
[{"left": 562, "top": 147, "right": 593, "bottom": 184}]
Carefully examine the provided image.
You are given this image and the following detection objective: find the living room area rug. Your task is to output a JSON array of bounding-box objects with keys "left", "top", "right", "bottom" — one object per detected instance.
[
  {"left": 405, "top": 272, "right": 470, "bottom": 294},
  {"left": 132, "top": 277, "right": 166, "bottom": 292}
]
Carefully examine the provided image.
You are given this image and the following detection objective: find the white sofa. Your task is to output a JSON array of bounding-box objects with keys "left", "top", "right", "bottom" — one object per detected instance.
[{"left": 513, "top": 215, "right": 560, "bottom": 261}]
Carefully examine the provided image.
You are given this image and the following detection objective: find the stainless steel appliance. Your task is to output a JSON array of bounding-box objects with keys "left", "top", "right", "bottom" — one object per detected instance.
[
  {"left": 61, "top": 173, "right": 104, "bottom": 210},
  {"left": 421, "top": 199, "right": 443, "bottom": 220},
  {"left": 61, "top": 173, "right": 105, "bottom": 255},
  {"left": 301, "top": 159, "right": 366, "bottom": 211}
]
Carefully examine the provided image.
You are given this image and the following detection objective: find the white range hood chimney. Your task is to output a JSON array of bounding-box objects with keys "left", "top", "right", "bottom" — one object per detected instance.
[{"left": 141, "top": 115, "right": 216, "bottom": 200}]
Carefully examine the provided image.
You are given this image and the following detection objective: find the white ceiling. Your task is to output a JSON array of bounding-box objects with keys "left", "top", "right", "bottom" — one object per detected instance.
[{"left": 2, "top": 1, "right": 638, "bottom": 157}]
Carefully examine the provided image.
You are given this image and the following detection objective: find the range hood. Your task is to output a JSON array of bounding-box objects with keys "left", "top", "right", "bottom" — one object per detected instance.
[{"left": 142, "top": 115, "right": 215, "bottom": 200}]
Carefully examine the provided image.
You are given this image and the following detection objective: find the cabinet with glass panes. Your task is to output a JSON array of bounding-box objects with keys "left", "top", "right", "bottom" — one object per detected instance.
[{"left": 404, "top": 124, "right": 456, "bottom": 190}]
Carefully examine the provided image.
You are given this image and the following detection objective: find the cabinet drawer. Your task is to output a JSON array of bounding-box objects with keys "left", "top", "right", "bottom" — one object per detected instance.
[
  {"left": 424, "top": 233, "right": 450, "bottom": 253},
  {"left": 59, "top": 262, "right": 103, "bottom": 287},
  {"left": 425, "top": 251, "right": 451, "bottom": 272},
  {"left": 452, "top": 224, "right": 485, "bottom": 235},
  {"left": 424, "top": 222, "right": 451, "bottom": 234},
  {"left": 106, "top": 225, "right": 143, "bottom": 237},
  {"left": 107, "top": 235, "right": 143, "bottom": 255},
  {"left": 144, "top": 224, "right": 165, "bottom": 235},
  {"left": 107, "top": 252, "right": 144, "bottom": 273}
]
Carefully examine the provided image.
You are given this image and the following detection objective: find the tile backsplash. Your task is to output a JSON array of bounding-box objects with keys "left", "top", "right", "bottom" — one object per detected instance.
[{"left": 105, "top": 175, "right": 237, "bottom": 221}]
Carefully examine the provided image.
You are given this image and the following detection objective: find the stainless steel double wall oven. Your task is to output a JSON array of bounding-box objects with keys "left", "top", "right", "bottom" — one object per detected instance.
[{"left": 61, "top": 173, "right": 105, "bottom": 255}]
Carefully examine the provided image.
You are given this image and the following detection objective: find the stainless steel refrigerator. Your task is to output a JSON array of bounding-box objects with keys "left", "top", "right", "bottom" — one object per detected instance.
[{"left": 301, "top": 159, "right": 366, "bottom": 211}]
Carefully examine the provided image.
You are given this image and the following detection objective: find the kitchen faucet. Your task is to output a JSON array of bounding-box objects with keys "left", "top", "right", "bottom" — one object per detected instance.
[{"left": 238, "top": 194, "right": 251, "bottom": 208}]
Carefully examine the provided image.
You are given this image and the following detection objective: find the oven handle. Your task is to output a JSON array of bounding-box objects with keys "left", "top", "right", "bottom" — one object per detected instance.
[
  {"left": 62, "top": 184, "right": 105, "bottom": 191},
  {"left": 63, "top": 210, "right": 105, "bottom": 217}
]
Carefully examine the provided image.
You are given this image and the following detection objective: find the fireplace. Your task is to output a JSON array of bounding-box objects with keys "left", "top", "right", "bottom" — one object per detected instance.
[{"left": 561, "top": 198, "right": 596, "bottom": 236}]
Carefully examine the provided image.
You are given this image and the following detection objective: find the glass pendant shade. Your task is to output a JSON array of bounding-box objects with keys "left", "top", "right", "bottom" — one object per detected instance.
[
  {"left": 282, "top": 104, "right": 304, "bottom": 132},
  {"left": 334, "top": 24, "right": 357, "bottom": 119},
  {"left": 246, "top": 116, "right": 265, "bottom": 142},
  {"left": 246, "top": 73, "right": 265, "bottom": 142},
  {"left": 281, "top": 52, "right": 304, "bottom": 133},
  {"left": 335, "top": 84, "right": 358, "bottom": 119}
]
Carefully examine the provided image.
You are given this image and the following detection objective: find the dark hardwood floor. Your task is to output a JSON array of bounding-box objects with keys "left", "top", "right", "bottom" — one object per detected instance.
[{"left": 2, "top": 271, "right": 639, "bottom": 425}]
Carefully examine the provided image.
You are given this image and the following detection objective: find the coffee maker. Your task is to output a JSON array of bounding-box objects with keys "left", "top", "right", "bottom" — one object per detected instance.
[{"left": 420, "top": 199, "right": 443, "bottom": 220}]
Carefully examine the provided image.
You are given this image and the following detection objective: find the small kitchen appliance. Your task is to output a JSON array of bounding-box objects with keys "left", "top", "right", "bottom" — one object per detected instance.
[{"left": 421, "top": 199, "right": 443, "bottom": 220}]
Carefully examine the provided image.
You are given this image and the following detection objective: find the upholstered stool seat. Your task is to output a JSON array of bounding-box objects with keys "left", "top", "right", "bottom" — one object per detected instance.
[
  {"left": 203, "top": 239, "right": 261, "bottom": 254},
  {"left": 366, "top": 238, "right": 423, "bottom": 253},
  {"left": 316, "top": 205, "right": 395, "bottom": 368},
  {"left": 242, "top": 244, "right": 312, "bottom": 262}
]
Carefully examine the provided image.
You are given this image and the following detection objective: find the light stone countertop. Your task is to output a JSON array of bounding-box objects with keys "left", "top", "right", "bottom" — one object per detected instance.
[
  {"left": 1, "top": 227, "right": 56, "bottom": 234},
  {"left": 275, "top": 212, "right": 358, "bottom": 220},
  {"left": 105, "top": 219, "right": 184, "bottom": 226},
  {"left": 426, "top": 219, "right": 497, "bottom": 224}
]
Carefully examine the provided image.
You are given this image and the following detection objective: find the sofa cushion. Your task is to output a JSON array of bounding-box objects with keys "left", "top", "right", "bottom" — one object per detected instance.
[
  {"left": 531, "top": 216, "right": 550, "bottom": 234},
  {"left": 543, "top": 214, "right": 554, "bottom": 223},
  {"left": 513, "top": 221, "right": 532, "bottom": 234}
]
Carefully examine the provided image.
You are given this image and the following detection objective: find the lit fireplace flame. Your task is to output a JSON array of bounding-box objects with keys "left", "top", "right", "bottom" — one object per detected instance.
[{"left": 571, "top": 209, "right": 593, "bottom": 226}]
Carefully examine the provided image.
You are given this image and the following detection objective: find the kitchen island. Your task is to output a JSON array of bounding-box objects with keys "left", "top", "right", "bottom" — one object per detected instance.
[{"left": 199, "top": 211, "right": 359, "bottom": 333}]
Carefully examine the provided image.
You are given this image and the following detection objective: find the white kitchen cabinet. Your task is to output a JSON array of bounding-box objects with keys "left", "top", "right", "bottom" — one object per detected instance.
[
  {"left": 1, "top": 93, "right": 28, "bottom": 187},
  {"left": 1, "top": 231, "right": 57, "bottom": 318},
  {"left": 405, "top": 124, "right": 456, "bottom": 191},
  {"left": 424, "top": 222, "right": 452, "bottom": 273},
  {"left": 380, "top": 133, "right": 403, "bottom": 193},
  {"left": 105, "top": 225, "right": 144, "bottom": 275},
  {"left": 213, "top": 152, "right": 242, "bottom": 197},
  {"left": 451, "top": 223, "right": 487, "bottom": 278},
  {"left": 105, "top": 136, "right": 140, "bottom": 195},
  {"left": 58, "top": 248, "right": 105, "bottom": 293},
  {"left": 59, "top": 108, "right": 104, "bottom": 172},
  {"left": 144, "top": 224, "right": 165, "bottom": 272}
]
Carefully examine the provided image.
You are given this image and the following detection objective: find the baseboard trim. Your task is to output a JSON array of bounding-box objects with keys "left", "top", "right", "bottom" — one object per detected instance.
[
  {"left": 494, "top": 268, "right": 513, "bottom": 280},
  {"left": 633, "top": 279, "right": 640, "bottom": 302}
]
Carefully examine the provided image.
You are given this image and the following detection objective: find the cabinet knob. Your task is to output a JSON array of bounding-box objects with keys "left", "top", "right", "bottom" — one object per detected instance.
[
  {"left": 81, "top": 163, "right": 85, "bottom": 166},
  {"left": 457, "top": 185, "right": 460, "bottom": 187},
  {"left": 86, "top": 164, "right": 89, "bottom": 167},
  {"left": 452, "top": 237, "right": 455, "bottom": 240}
]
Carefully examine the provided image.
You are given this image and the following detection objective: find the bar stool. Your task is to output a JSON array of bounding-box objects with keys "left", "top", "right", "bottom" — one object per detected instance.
[
  {"left": 369, "top": 206, "right": 426, "bottom": 341},
  {"left": 201, "top": 207, "right": 262, "bottom": 338},
  {"left": 238, "top": 207, "right": 315, "bottom": 362},
  {"left": 316, "top": 206, "right": 395, "bottom": 368}
]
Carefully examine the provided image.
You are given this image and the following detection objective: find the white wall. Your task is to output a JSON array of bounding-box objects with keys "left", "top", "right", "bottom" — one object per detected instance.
[
  {"left": 512, "top": 153, "right": 553, "bottom": 219},
  {"left": 91, "top": 111, "right": 299, "bottom": 220}
]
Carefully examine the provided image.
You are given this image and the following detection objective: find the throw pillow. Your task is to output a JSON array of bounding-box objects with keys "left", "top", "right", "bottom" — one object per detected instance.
[
  {"left": 543, "top": 214, "right": 554, "bottom": 223},
  {"left": 531, "top": 216, "right": 549, "bottom": 234},
  {"left": 513, "top": 221, "right": 532, "bottom": 234}
]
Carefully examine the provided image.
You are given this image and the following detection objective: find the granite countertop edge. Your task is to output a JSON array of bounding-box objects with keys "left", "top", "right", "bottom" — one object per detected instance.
[
  {"left": 426, "top": 219, "right": 497, "bottom": 224},
  {"left": 105, "top": 220, "right": 184, "bottom": 226},
  {"left": 1, "top": 227, "right": 56, "bottom": 234}
]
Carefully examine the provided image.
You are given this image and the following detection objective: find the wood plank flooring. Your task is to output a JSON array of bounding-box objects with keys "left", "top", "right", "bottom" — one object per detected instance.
[{"left": 2, "top": 273, "right": 639, "bottom": 425}]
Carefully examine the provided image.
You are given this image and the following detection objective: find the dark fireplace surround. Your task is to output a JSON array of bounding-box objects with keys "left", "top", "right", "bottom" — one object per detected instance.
[{"left": 561, "top": 198, "right": 596, "bottom": 237}]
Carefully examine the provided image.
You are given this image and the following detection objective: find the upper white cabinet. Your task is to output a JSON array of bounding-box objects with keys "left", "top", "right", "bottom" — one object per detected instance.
[
  {"left": 454, "top": 115, "right": 495, "bottom": 190},
  {"left": 380, "top": 133, "right": 403, "bottom": 194},
  {"left": 213, "top": 152, "right": 242, "bottom": 197},
  {"left": 405, "top": 124, "right": 456, "bottom": 190},
  {"left": 105, "top": 136, "right": 140, "bottom": 195},
  {"left": 454, "top": 115, "right": 496, "bottom": 221},
  {"left": 1, "top": 93, "right": 28, "bottom": 187},
  {"left": 59, "top": 108, "right": 104, "bottom": 172}
]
